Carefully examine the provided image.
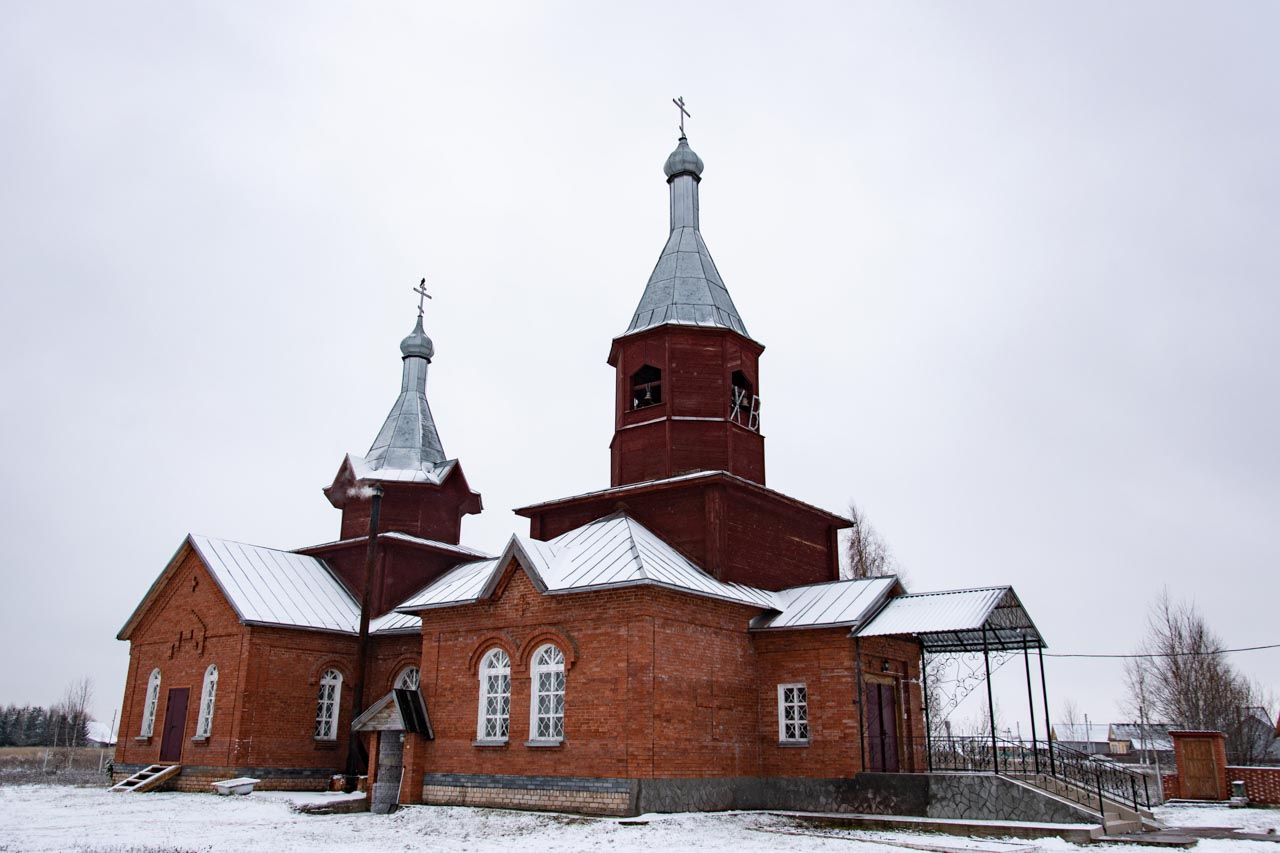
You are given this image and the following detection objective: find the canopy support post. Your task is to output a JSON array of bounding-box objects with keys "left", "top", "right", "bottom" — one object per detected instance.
[
  {"left": 1038, "top": 644, "right": 1055, "bottom": 777},
  {"left": 855, "top": 636, "right": 866, "bottom": 773},
  {"left": 921, "top": 646, "right": 933, "bottom": 773},
  {"left": 1023, "top": 635, "right": 1040, "bottom": 775},
  {"left": 982, "top": 626, "right": 997, "bottom": 774}
]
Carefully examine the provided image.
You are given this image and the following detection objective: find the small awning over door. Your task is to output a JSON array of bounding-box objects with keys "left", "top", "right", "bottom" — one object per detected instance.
[
  {"left": 853, "top": 586, "right": 1045, "bottom": 652},
  {"left": 350, "top": 689, "right": 433, "bottom": 737}
]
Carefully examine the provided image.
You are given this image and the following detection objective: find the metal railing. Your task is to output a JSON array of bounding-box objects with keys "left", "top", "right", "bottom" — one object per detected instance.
[{"left": 875, "top": 734, "right": 1155, "bottom": 820}]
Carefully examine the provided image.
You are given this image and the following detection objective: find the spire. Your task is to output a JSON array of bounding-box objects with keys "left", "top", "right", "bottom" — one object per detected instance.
[
  {"left": 623, "top": 133, "right": 750, "bottom": 339},
  {"left": 363, "top": 313, "right": 447, "bottom": 472}
]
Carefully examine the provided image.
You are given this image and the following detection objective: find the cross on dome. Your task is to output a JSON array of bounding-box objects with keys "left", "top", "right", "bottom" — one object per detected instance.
[{"left": 672, "top": 96, "right": 691, "bottom": 137}]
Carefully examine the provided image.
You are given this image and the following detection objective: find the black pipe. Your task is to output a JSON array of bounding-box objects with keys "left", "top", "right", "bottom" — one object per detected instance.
[{"left": 345, "top": 485, "right": 383, "bottom": 784}]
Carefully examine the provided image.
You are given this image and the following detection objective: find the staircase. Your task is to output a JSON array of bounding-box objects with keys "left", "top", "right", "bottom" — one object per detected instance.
[
  {"left": 1006, "top": 773, "right": 1151, "bottom": 834},
  {"left": 110, "top": 764, "right": 182, "bottom": 793}
]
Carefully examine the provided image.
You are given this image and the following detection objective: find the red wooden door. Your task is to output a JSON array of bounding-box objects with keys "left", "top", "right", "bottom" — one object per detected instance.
[
  {"left": 865, "top": 682, "right": 900, "bottom": 772},
  {"left": 159, "top": 688, "right": 189, "bottom": 763}
]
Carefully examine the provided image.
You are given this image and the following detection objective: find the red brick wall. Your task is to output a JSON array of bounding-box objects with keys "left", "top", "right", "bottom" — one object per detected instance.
[
  {"left": 756, "top": 631, "right": 924, "bottom": 778},
  {"left": 405, "top": 559, "right": 924, "bottom": 787},
  {"left": 116, "top": 548, "right": 248, "bottom": 770},
  {"left": 1229, "top": 766, "right": 1280, "bottom": 805},
  {"left": 117, "top": 545, "right": 420, "bottom": 781}
]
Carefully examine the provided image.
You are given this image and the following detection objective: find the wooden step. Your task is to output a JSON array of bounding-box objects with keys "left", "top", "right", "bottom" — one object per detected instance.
[{"left": 110, "top": 764, "right": 181, "bottom": 793}]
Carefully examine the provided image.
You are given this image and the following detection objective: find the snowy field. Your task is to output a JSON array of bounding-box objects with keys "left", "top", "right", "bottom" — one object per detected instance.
[{"left": 0, "top": 785, "right": 1278, "bottom": 853}]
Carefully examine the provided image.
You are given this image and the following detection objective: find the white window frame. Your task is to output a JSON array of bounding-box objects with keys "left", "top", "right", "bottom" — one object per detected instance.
[
  {"left": 777, "top": 683, "right": 809, "bottom": 743},
  {"left": 395, "top": 666, "right": 420, "bottom": 691},
  {"left": 140, "top": 669, "right": 161, "bottom": 737},
  {"left": 315, "top": 669, "right": 343, "bottom": 741},
  {"left": 476, "top": 649, "right": 511, "bottom": 742},
  {"left": 195, "top": 664, "right": 218, "bottom": 739},
  {"left": 529, "top": 644, "right": 565, "bottom": 743}
]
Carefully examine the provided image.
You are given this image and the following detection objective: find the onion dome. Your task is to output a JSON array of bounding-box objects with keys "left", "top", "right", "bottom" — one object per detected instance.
[
  {"left": 663, "top": 136, "right": 704, "bottom": 181},
  {"left": 400, "top": 315, "right": 434, "bottom": 361}
]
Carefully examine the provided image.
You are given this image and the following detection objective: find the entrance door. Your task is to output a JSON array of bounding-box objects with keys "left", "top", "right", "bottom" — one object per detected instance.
[
  {"left": 159, "top": 688, "right": 189, "bottom": 763},
  {"left": 865, "top": 682, "right": 900, "bottom": 772},
  {"left": 1182, "top": 738, "right": 1220, "bottom": 800}
]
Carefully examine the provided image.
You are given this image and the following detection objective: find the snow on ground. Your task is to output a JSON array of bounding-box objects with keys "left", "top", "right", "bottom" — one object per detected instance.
[
  {"left": 1156, "top": 802, "right": 1280, "bottom": 834},
  {"left": 0, "top": 785, "right": 1278, "bottom": 853}
]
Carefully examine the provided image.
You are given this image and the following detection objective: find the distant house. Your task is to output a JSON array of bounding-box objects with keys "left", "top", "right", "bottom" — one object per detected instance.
[
  {"left": 1108, "top": 723, "right": 1174, "bottom": 761},
  {"left": 86, "top": 721, "right": 116, "bottom": 748},
  {"left": 1050, "top": 723, "right": 1110, "bottom": 755},
  {"left": 1229, "top": 707, "right": 1280, "bottom": 765}
]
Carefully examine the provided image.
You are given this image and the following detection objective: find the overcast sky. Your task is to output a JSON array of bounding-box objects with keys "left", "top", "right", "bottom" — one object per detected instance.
[{"left": 2, "top": 1, "right": 1277, "bottom": 736}]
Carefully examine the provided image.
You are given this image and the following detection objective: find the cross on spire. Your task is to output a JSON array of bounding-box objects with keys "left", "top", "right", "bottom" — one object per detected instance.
[
  {"left": 413, "top": 277, "right": 432, "bottom": 318},
  {"left": 672, "top": 96, "right": 691, "bottom": 137}
]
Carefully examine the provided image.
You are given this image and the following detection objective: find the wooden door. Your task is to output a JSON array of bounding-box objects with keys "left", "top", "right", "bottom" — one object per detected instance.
[
  {"left": 865, "top": 682, "right": 900, "bottom": 772},
  {"left": 1182, "top": 738, "right": 1220, "bottom": 799},
  {"left": 159, "top": 688, "right": 189, "bottom": 763}
]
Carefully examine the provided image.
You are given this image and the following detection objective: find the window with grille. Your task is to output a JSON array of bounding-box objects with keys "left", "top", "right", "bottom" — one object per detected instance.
[
  {"left": 315, "top": 669, "right": 343, "bottom": 740},
  {"left": 529, "top": 644, "right": 566, "bottom": 741},
  {"left": 395, "top": 666, "right": 420, "bottom": 691},
  {"left": 476, "top": 649, "right": 511, "bottom": 741},
  {"left": 777, "top": 683, "right": 809, "bottom": 743},
  {"left": 140, "top": 669, "right": 161, "bottom": 737},
  {"left": 195, "top": 664, "right": 218, "bottom": 738}
]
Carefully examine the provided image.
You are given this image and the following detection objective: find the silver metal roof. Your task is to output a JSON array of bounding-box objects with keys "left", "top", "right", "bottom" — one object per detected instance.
[
  {"left": 623, "top": 137, "right": 751, "bottom": 339},
  {"left": 363, "top": 316, "right": 447, "bottom": 473},
  {"left": 751, "top": 576, "right": 901, "bottom": 631},
  {"left": 190, "top": 535, "right": 360, "bottom": 633},
  {"left": 188, "top": 534, "right": 418, "bottom": 635},
  {"left": 854, "top": 586, "right": 1045, "bottom": 651},
  {"left": 397, "top": 512, "right": 776, "bottom": 612}
]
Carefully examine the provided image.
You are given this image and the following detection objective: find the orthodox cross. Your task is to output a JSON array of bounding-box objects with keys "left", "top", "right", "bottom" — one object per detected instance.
[
  {"left": 672, "top": 96, "right": 691, "bottom": 136},
  {"left": 413, "top": 277, "right": 432, "bottom": 318}
]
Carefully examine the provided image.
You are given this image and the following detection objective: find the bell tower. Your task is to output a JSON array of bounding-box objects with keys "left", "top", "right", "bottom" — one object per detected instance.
[{"left": 607, "top": 134, "right": 765, "bottom": 487}]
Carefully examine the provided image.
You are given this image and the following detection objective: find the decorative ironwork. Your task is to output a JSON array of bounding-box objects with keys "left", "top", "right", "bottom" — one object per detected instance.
[{"left": 923, "top": 650, "right": 1015, "bottom": 728}]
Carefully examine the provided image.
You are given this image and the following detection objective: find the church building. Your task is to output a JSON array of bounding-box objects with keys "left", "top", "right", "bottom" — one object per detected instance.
[{"left": 112, "top": 130, "right": 1046, "bottom": 816}]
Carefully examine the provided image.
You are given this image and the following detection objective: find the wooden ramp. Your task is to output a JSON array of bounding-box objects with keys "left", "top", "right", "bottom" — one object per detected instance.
[{"left": 110, "top": 764, "right": 181, "bottom": 793}]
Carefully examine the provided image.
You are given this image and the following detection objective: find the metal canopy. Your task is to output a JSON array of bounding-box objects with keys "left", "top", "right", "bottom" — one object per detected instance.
[{"left": 854, "top": 586, "right": 1046, "bottom": 652}]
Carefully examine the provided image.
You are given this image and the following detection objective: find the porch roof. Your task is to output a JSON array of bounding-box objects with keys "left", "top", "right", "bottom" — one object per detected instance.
[{"left": 853, "top": 586, "right": 1045, "bottom": 652}]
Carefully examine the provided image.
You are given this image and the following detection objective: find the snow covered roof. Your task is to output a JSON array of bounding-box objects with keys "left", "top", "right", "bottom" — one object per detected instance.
[
  {"left": 514, "top": 470, "right": 851, "bottom": 525},
  {"left": 299, "top": 530, "right": 491, "bottom": 559},
  {"left": 1053, "top": 723, "right": 1110, "bottom": 744},
  {"left": 1109, "top": 723, "right": 1174, "bottom": 751},
  {"left": 854, "top": 586, "right": 1044, "bottom": 651},
  {"left": 397, "top": 512, "right": 776, "bottom": 612},
  {"left": 346, "top": 452, "right": 457, "bottom": 486},
  {"left": 750, "top": 576, "right": 901, "bottom": 631}
]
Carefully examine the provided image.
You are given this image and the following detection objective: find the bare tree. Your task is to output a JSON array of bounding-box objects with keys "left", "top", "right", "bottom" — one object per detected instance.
[
  {"left": 1058, "top": 698, "right": 1081, "bottom": 738},
  {"left": 844, "top": 502, "right": 897, "bottom": 580},
  {"left": 59, "top": 677, "right": 94, "bottom": 752},
  {"left": 1125, "top": 591, "right": 1264, "bottom": 763}
]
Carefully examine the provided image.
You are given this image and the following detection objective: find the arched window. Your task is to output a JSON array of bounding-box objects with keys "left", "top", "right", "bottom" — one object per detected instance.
[
  {"left": 529, "top": 644, "right": 566, "bottom": 741},
  {"left": 195, "top": 664, "right": 218, "bottom": 738},
  {"left": 395, "top": 666, "right": 420, "bottom": 691},
  {"left": 630, "top": 365, "right": 662, "bottom": 409},
  {"left": 476, "top": 649, "right": 511, "bottom": 741},
  {"left": 315, "top": 669, "right": 343, "bottom": 740},
  {"left": 729, "top": 369, "right": 760, "bottom": 431},
  {"left": 140, "top": 669, "right": 161, "bottom": 737}
]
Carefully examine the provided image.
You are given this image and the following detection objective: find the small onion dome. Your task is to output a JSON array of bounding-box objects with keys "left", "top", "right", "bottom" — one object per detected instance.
[
  {"left": 663, "top": 136, "right": 704, "bottom": 180},
  {"left": 400, "top": 315, "right": 435, "bottom": 360}
]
